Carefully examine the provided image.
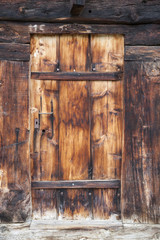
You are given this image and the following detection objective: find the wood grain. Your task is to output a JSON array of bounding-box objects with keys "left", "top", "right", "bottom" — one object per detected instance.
[
  {"left": 125, "top": 46, "right": 160, "bottom": 61},
  {"left": 31, "top": 35, "right": 59, "bottom": 72},
  {"left": 122, "top": 61, "right": 160, "bottom": 223},
  {"left": 58, "top": 35, "right": 91, "bottom": 220},
  {"left": 1, "top": 22, "right": 160, "bottom": 46},
  {"left": 0, "top": 0, "right": 160, "bottom": 24},
  {"left": 32, "top": 189, "right": 57, "bottom": 220},
  {"left": 90, "top": 34, "right": 124, "bottom": 219},
  {"left": 0, "top": 61, "right": 30, "bottom": 222},
  {"left": 0, "top": 43, "right": 30, "bottom": 61},
  {"left": 31, "top": 180, "right": 121, "bottom": 189},
  {"left": 31, "top": 71, "right": 122, "bottom": 81},
  {"left": 59, "top": 35, "right": 90, "bottom": 180}
]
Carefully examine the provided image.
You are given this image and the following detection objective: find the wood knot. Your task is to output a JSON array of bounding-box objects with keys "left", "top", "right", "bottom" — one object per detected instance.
[{"left": 0, "top": 80, "right": 4, "bottom": 87}]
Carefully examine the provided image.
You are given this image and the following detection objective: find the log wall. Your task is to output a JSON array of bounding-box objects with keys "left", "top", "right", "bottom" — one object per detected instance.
[{"left": 0, "top": 0, "right": 159, "bottom": 224}]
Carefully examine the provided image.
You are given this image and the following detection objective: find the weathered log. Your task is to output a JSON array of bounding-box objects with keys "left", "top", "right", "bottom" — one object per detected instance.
[{"left": 0, "top": 0, "right": 160, "bottom": 24}]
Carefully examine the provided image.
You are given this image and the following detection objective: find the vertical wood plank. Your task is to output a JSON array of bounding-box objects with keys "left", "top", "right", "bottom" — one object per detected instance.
[
  {"left": 0, "top": 61, "right": 30, "bottom": 222},
  {"left": 31, "top": 35, "right": 59, "bottom": 72},
  {"left": 122, "top": 61, "right": 160, "bottom": 223},
  {"left": 58, "top": 35, "right": 91, "bottom": 220},
  {"left": 30, "top": 35, "right": 59, "bottom": 219},
  {"left": 90, "top": 34, "right": 124, "bottom": 219},
  {"left": 32, "top": 189, "right": 57, "bottom": 220}
]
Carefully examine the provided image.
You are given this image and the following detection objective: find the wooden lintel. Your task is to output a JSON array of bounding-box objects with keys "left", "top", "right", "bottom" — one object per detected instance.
[
  {"left": 70, "top": 0, "right": 85, "bottom": 16},
  {"left": 31, "top": 71, "right": 122, "bottom": 81},
  {"left": 31, "top": 180, "right": 120, "bottom": 189}
]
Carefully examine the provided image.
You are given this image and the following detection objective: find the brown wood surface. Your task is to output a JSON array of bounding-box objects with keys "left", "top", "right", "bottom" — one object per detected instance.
[
  {"left": 122, "top": 60, "right": 160, "bottom": 223},
  {"left": 1, "top": 22, "right": 160, "bottom": 46},
  {"left": 0, "top": 43, "right": 30, "bottom": 61},
  {"left": 0, "top": 0, "right": 160, "bottom": 24},
  {"left": 70, "top": 0, "right": 85, "bottom": 16},
  {"left": 31, "top": 180, "right": 121, "bottom": 189},
  {"left": 90, "top": 34, "right": 123, "bottom": 219},
  {"left": 30, "top": 34, "right": 123, "bottom": 221},
  {"left": 0, "top": 61, "right": 30, "bottom": 222},
  {"left": 125, "top": 46, "right": 160, "bottom": 61},
  {"left": 31, "top": 71, "right": 122, "bottom": 81},
  {"left": 59, "top": 35, "right": 90, "bottom": 180},
  {"left": 30, "top": 36, "right": 60, "bottom": 219},
  {"left": 32, "top": 189, "right": 57, "bottom": 220},
  {"left": 58, "top": 35, "right": 91, "bottom": 219}
]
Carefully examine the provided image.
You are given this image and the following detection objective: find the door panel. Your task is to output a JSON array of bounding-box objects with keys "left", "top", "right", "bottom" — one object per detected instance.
[{"left": 30, "top": 34, "right": 124, "bottom": 221}]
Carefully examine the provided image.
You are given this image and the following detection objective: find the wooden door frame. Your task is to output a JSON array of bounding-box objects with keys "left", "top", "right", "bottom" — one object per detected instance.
[{"left": 29, "top": 25, "right": 125, "bottom": 222}]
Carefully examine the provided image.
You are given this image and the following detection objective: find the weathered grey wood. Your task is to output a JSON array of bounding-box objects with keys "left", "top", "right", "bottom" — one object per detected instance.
[
  {"left": 70, "top": 0, "right": 85, "bottom": 16},
  {"left": 31, "top": 180, "right": 121, "bottom": 189},
  {"left": 31, "top": 71, "right": 122, "bottom": 81},
  {"left": 0, "top": 43, "right": 30, "bottom": 61},
  {"left": 125, "top": 46, "right": 160, "bottom": 61},
  {"left": 0, "top": 0, "right": 160, "bottom": 24},
  {"left": 1, "top": 22, "right": 160, "bottom": 46},
  {"left": 0, "top": 222, "right": 160, "bottom": 240}
]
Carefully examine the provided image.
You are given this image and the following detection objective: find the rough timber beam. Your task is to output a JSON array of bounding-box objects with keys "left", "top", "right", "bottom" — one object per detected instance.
[{"left": 70, "top": 0, "right": 85, "bottom": 16}]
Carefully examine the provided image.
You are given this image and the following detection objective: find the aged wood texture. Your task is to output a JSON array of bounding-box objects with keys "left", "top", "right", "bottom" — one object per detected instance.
[
  {"left": 70, "top": 0, "right": 85, "bottom": 16},
  {"left": 90, "top": 34, "right": 123, "bottom": 219},
  {"left": 59, "top": 35, "right": 90, "bottom": 180},
  {"left": 0, "top": 43, "right": 30, "bottom": 61},
  {"left": 125, "top": 46, "right": 160, "bottom": 61},
  {"left": 122, "top": 60, "right": 160, "bottom": 223},
  {"left": 31, "top": 180, "right": 121, "bottom": 189},
  {"left": 30, "top": 35, "right": 59, "bottom": 219},
  {"left": 1, "top": 22, "right": 160, "bottom": 46},
  {"left": 58, "top": 35, "right": 91, "bottom": 220},
  {"left": 32, "top": 189, "right": 57, "bottom": 220},
  {"left": 31, "top": 35, "right": 59, "bottom": 72},
  {"left": 0, "top": 61, "right": 30, "bottom": 222},
  {"left": 0, "top": 0, "right": 160, "bottom": 24},
  {"left": 30, "top": 34, "right": 123, "bottom": 221},
  {"left": 31, "top": 71, "right": 122, "bottom": 81}
]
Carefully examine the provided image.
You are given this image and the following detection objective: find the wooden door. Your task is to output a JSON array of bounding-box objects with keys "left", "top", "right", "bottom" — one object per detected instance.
[{"left": 30, "top": 34, "right": 124, "bottom": 221}]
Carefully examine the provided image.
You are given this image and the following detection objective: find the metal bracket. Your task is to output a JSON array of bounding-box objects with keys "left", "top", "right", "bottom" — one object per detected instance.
[{"left": 34, "top": 118, "right": 39, "bottom": 129}]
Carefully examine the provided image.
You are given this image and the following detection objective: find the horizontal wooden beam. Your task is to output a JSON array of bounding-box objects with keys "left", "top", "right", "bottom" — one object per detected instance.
[
  {"left": 31, "top": 180, "right": 120, "bottom": 189},
  {"left": 31, "top": 71, "right": 122, "bottom": 81},
  {"left": 0, "top": 0, "right": 160, "bottom": 24},
  {"left": 125, "top": 46, "right": 160, "bottom": 61},
  {"left": 1, "top": 22, "right": 160, "bottom": 46},
  {"left": 0, "top": 43, "right": 30, "bottom": 61}
]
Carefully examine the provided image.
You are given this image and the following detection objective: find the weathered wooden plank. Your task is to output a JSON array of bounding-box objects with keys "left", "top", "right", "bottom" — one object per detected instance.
[
  {"left": 0, "top": 43, "right": 30, "bottom": 61},
  {"left": 1, "top": 22, "right": 160, "bottom": 46},
  {"left": 32, "top": 189, "right": 57, "bottom": 220},
  {"left": 93, "top": 189, "right": 121, "bottom": 220},
  {"left": 30, "top": 36, "right": 59, "bottom": 220},
  {"left": 31, "top": 35, "right": 59, "bottom": 72},
  {"left": 58, "top": 189, "right": 91, "bottom": 220},
  {"left": 58, "top": 35, "right": 91, "bottom": 220},
  {"left": 70, "top": 0, "right": 85, "bottom": 16},
  {"left": 59, "top": 35, "right": 90, "bottom": 180},
  {"left": 31, "top": 180, "right": 121, "bottom": 189},
  {"left": 90, "top": 34, "right": 124, "bottom": 219},
  {"left": 0, "top": 61, "right": 30, "bottom": 222},
  {"left": 30, "top": 80, "right": 59, "bottom": 181},
  {"left": 31, "top": 71, "right": 122, "bottom": 81},
  {"left": 125, "top": 46, "right": 160, "bottom": 61},
  {"left": 0, "top": 0, "right": 160, "bottom": 24},
  {"left": 122, "top": 61, "right": 160, "bottom": 224}
]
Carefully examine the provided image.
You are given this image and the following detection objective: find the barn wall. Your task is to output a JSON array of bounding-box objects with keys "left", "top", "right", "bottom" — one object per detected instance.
[{"left": 0, "top": 0, "right": 160, "bottom": 224}]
